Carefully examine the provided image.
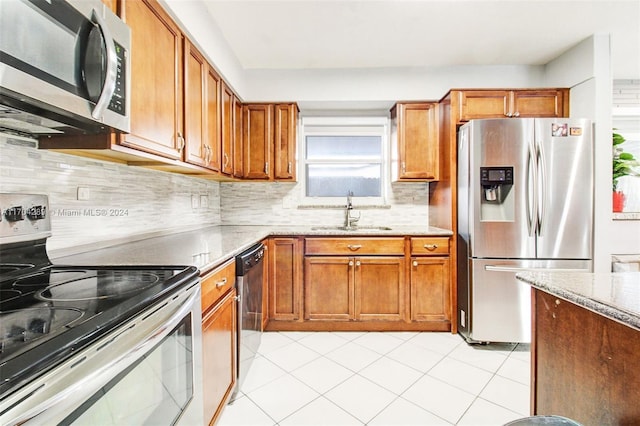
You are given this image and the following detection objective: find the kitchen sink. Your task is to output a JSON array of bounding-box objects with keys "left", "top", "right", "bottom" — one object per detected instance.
[{"left": 311, "top": 226, "right": 393, "bottom": 231}]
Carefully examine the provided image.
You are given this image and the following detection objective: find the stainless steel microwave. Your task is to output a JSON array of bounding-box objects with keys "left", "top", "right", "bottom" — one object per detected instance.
[{"left": 0, "top": 0, "right": 131, "bottom": 136}]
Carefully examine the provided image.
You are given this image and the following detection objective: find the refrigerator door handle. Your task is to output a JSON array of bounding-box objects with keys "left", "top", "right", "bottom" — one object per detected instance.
[
  {"left": 485, "top": 265, "right": 589, "bottom": 273},
  {"left": 536, "top": 140, "right": 546, "bottom": 235},
  {"left": 526, "top": 140, "right": 537, "bottom": 236}
]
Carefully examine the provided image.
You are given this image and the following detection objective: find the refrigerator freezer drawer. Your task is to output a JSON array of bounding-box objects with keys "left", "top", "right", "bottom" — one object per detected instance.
[{"left": 468, "top": 259, "right": 591, "bottom": 343}]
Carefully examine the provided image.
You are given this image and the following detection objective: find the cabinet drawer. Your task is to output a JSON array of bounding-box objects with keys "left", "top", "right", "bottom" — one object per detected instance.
[
  {"left": 201, "top": 258, "right": 236, "bottom": 312},
  {"left": 305, "top": 238, "right": 404, "bottom": 256},
  {"left": 410, "top": 237, "right": 449, "bottom": 256}
]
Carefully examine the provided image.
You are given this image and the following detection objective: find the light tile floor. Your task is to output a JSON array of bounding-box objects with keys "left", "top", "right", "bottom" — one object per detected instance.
[{"left": 218, "top": 331, "right": 530, "bottom": 426}]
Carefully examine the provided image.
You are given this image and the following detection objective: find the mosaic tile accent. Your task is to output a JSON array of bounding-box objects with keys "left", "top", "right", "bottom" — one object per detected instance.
[
  {"left": 0, "top": 134, "right": 221, "bottom": 251},
  {"left": 219, "top": 181, "right": 430, "bottom": 227}
]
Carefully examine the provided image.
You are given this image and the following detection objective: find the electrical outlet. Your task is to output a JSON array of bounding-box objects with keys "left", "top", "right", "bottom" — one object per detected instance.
[
  {"left": 191, "top": 195, "right": 199, "bottom": 209},
  {"left": 77, "top": 187, "right": 90, "bottom": 201},
  {"left": 200, "top": 195, "right": 208, "bottom": 208}
]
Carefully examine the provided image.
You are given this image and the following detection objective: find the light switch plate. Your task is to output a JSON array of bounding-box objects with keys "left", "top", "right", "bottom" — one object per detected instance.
[{"left": 77, "top": 187, "right": 90, "bottom": 201}]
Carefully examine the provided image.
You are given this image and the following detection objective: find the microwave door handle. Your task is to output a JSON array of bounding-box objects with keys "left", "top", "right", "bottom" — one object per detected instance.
[{"left": 90, "top": 9, "right": 118, "bottom": 121}]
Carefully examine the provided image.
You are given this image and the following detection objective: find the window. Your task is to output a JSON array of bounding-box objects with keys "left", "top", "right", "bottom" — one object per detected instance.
[{"left": 301, "top": 116, "right": 388, "bottom": 204}]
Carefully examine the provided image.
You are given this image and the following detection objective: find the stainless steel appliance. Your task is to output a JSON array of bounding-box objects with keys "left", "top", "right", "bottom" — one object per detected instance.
[
  {"left": 0, "top": 193, "right": 203, "bottom": 425},
  {"left": 0, "top": 0, "right": 130, "bottom": 136},
  {"left": 232, "top": 243, "right": 264, "bottom": 400},
  {"left": 457, "top": 118, "right": 593, "bottom": 343}
]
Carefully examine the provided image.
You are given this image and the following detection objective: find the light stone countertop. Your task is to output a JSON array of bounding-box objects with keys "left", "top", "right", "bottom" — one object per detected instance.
[
  {"left": 516, "top": 271, "right": 640, "bottom": 331},
  {"left": 52, "top": 225, "right": 452, "bottom": 275}
]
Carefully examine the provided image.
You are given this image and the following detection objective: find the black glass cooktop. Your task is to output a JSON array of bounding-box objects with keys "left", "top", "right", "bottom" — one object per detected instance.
[{"left": 0, "top": 264, "right": 199, "bottom": 399}]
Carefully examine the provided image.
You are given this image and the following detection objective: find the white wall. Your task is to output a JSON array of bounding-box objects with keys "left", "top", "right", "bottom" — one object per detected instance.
[{"left": 545, "top": 35, "right": 640, "bottom": 271}]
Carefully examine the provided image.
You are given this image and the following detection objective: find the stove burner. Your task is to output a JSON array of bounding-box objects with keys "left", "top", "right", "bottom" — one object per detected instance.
[
  {"left": 12, "top": 270, "right": 90, "bottom": 288},
  {"left": 36, "top": 271, "right": 161, "bottom": 302},
  {"left": 0, "top": 264, "right": 35, "bottom": 275},
  {"left": 0, "top": 307, "right": 84, "bottom": 355}
]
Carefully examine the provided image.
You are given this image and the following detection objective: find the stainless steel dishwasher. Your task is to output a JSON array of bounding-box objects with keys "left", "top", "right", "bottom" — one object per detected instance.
[{"left": 232, "top": 243, "right": 265, "bottom": 400}]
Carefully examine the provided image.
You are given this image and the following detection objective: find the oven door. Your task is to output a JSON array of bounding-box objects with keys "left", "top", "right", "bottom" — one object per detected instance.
[{"left": 0, "top": 282, "right": 203, "bottom": 426}]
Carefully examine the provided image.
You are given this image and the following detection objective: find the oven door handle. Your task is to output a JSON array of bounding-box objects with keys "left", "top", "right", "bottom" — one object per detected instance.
[{"left": 3, "top": 284, "right": 201, "bottom": 426}]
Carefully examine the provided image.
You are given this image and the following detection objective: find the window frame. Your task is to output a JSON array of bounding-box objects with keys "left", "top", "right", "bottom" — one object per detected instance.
[{"left": 299, "top": 115, "right": 389, "bottom": 206}]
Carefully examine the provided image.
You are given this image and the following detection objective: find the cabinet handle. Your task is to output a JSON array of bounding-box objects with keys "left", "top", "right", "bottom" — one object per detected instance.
[
  {"left": 215, "top": 277, "right": 227, "bottom": 288},
  {"left": 265, "top": 162, "right": 269, "bottom": 175},
  {"left": 413, "top": 260, "right": 418, "bottom": 267},
  {"left": 513, "top": 111, "right": 520, "bottom": 117},
  {"left": 347, "top": 244, "right": 362, "bottom": 251},
  {"left": 355, "top": 260, "right": 361, "bottom": 267},
  {"left": 423, "top": 244, "right": 438, "bottom": 250},
  {"left": 349, "top": 260, "right": 354, "bottom": 266},
  {"left": 402, "top": 162, "right": 406, "bottom": 174},
  {"left": 177, "top": 132, "right": 185, "bottom": 152},
  {"left": 288, "top": 161, "right": 292, "bottom": 174},
  {"left": 223, "top": 153, "right": 230, "bottom": 169},
  {"left": 205, "top": 145, "right": 211, "bottom": 164}
]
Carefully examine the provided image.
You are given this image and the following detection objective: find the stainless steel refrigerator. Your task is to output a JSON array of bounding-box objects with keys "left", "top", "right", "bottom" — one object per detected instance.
[{"left": 457, "top": 118, "right": 593, "bottom": 344}]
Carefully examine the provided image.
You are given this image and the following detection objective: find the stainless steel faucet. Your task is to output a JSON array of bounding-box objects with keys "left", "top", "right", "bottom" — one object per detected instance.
[{"left": 345, "top": 191, "right": 361, "bottom": 229}]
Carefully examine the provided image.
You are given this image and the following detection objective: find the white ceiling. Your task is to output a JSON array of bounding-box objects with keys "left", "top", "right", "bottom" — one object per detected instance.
[{"left": 202, "top": 0, "right": 640, "bottom": 79}]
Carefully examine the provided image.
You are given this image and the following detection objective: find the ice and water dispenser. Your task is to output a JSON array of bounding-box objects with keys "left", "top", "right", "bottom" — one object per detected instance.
[{"left": 479, "top": 166, "right": 514, "bottom": 221}]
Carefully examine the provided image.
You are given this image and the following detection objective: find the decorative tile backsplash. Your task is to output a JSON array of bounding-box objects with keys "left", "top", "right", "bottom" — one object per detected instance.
[
  {"left": 1, "top": 133, "right": 430, "bottom": 253},
  {"left": 0, "top": 134, "right": 221, "bottom": 252}
]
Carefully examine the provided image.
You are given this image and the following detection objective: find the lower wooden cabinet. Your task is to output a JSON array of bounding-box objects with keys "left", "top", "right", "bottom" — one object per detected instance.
[
  {"left": 201, "top": 260, "right": 237, "bottom": 425},
  {"left": 202, "top": 288, "right": 236, "bottom": 426},
  {"left": 268, "top": 237, "right": 303, "bottom": 321},
  {"left": 304, "top": 256, "right": 405, "bottom": 321},
  {"left": 410, "top": 257, "right": 451, "bottom": 322}
]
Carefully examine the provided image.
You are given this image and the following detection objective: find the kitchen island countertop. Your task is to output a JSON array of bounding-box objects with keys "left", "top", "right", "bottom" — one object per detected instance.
[
  {"left": 52, "top": 225, "right": 452, "bottom": 275},
  {"left": 516, "top": 271, "right": 640, "bottom": 331}
]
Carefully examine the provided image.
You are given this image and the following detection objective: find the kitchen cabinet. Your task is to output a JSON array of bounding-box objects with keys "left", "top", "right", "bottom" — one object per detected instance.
[
  {"left": 221, "top": 82, "right": 235, "bottom": 175},
  {"left": 457, "top": 89, "right": 569, "bottom": 121},
  {"left": 200, "top": 259, "right": 237, "bottom": 426},
  {"left": 274, "top": 103, "right": 298, "bottom": 180},
  {"left": 242, "top": 103, "right": 298, "bottom": 181},
  {"left": 410, "top": 237, "right": 451, "bottom": 322},
  {"left": 184, "top": 40, "right": 221, "bottom": 171},
  {"left": 390, "top": 102, "right": 439, "bottom": 181},
  {"left": 233, "top": 95, "right": 244, "bottom": 178},
  {"left": 304, "top": 238, "right": 406, "bottom": 322},
  {"left": 267, "top": 237, "right": 303, "bottom": 321},
  {"left": 120, "top": 0, "right": 184, "bottom": 159}
]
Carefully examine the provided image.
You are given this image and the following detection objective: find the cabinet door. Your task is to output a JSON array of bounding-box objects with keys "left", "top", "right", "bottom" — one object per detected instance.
[
  {"left": 268, "top": 238, "right": 302, "bottom": 321},
  {"left": 243, "top": 104, "right": 273, "bottom": 179},
  {"left": 395, "top": 103, "right": 439, "bottom": 180},
  {"left": 233, "top": 96, "right": 244, "bottom": 178},
  {"left": 512, "top": 89, "right": 567, "bottom": 118},
  {"left": 458, "top": 90, "right": 511, "bottom": 121},
  {"left": 202, "top": 289, "right": 237, "bottom": 426},
  {"left": 221, "top": 83, "right": 234, "bottom": 175},
  {"left": 273, "top": 103, "right": 297, "bottom": 180},
  {"left": 304, "top": 257, "right": 354, "bottom": 320},
  {"left": 355, "top": 257, "right": 405, "bottom": 321},
  {"left": 184, "top": 41, "right": 206, "bottom": 167},
  {"left": 121, "top": 0, "right": 183, "bottom": 159},
  {"left": 410, "top": 257, "right": 451, "bottom": 322},
  {"left": 205, "top": 66, "right": 222, "bottom": 171}
]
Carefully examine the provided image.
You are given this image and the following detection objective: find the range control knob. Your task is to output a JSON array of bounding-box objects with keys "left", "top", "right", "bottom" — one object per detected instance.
[
  {"left": 26, "top": 205, "right": 46, "bottom": 220},
  {"left": 4, "top": 206, "right": 24, "bottom": 222}
]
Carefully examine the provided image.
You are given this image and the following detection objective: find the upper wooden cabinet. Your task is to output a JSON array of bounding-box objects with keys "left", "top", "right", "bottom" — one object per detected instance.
[
  {"left": 233, "top": 96, "right": 244, "bottom": 178},
  {"left": 184, "top": 40, "right": 221, "bottom": 171},
  {"left": 274, "top": 104, "right": 297, "bottom": 180},
  {"left": 390, "top": 102, "right": 439, "bottom": 181},
  {"left": 221, "top": 83, "right": 234, "bottom": 176},
  {"left": 120, "top": 0, "right": 184, "bottom": 160},
  {"left": 243, "top": 103, "right": 298, "bottom": 181},
  {"left": 456, "top": 89, "right": 569, "bottom": 122}
]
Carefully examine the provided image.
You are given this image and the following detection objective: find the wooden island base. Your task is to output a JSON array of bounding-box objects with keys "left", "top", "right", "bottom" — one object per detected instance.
[{"left": 532, "top": 289, "right": 640, "bottom": 425}]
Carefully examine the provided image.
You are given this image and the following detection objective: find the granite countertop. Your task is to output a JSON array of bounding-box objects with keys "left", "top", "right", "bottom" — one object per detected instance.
[
  {"left": 516, "top": 271, "right": 640, "bottom": 331},
  {"left": 52, "top": 225, "right": 452, "bottom": 275}
]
